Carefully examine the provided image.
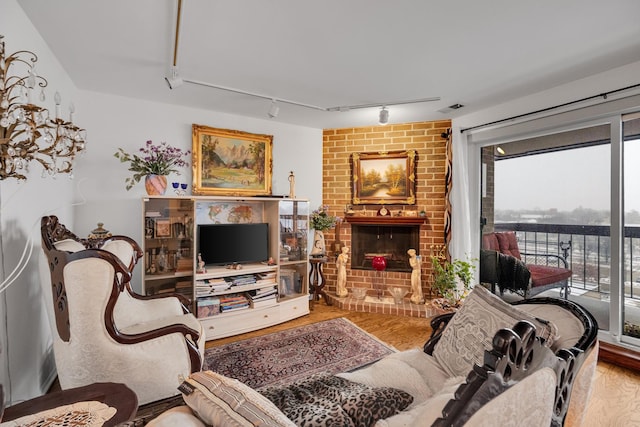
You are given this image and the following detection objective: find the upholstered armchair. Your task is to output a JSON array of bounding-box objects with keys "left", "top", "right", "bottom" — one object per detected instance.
[{"left": 39, "top": 216, "right": 205, "bottom": 405}]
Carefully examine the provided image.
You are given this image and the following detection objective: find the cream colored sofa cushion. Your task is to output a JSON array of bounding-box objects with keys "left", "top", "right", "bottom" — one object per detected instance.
[
  {"left": 146, "top": 406, "right": 206, "bottom": 427},
  {"left": 337, "top": 348, "right": 451, "bottom": 405}
]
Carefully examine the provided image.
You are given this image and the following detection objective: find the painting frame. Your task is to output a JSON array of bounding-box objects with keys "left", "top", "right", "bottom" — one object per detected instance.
[
  {"left": 192, "top": 124, "right": 273, "bottom": 196},
  {"left": 351, "top": 150, "right": 416, "bottom": 205},
  {"left": 154, "top": 218, "right": 172, "bottom": 238}
]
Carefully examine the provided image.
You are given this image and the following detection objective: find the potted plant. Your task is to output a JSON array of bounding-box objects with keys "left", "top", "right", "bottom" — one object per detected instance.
[
  {"left": 430, "top": 255, "right": 476, "bottom": 311},
  {"left": 114, "top": 140, "right": 190, "bottom": 194},
  {"left": 309, "top": 205, "right": 338, "bottom": 257}
]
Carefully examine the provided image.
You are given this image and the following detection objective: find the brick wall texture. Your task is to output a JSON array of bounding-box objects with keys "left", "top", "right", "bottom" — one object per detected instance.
[{"left": 320, "top": 120, "right": 452, "bottom": 301}]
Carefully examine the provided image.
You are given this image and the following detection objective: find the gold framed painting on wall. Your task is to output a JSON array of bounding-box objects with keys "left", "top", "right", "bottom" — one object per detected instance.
[
  {"left": 192, "top": 124, "right": 273, "bottom": 196},
  {"left": 351, "top": 150, "right": 416, "bottom": 205}
]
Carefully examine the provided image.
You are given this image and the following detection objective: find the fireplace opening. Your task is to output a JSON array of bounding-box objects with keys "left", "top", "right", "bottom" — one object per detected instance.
[{"left": 350, "top": 224, "right": 420, "bottom": 272}]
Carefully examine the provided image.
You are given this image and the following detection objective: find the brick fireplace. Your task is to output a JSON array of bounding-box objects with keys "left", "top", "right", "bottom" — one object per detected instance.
[{"left": 320, "top": 120, "right": 451, "bottom": 317}]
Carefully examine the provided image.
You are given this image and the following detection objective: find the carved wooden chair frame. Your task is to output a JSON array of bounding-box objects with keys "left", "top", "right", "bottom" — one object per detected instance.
[{"left": 40, "top": 215, "right": 202, "bottom": 372}]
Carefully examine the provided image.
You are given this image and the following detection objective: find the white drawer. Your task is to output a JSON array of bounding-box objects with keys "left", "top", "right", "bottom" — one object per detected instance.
[
  {"left": 201, "top": 305, "right": 280, "bottom": 340},
  {"left": 279, "top": 297, "right": 310, "bottom": 321}
]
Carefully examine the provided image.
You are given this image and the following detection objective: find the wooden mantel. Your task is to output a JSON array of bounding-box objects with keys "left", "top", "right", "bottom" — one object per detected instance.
[{"left": 344, "top": 216, "right": 427, "bottom": 225}]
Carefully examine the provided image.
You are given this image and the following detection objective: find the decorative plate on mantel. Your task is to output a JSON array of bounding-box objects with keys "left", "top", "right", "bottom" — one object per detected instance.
[{"left": 377, "top": 207, "right": 391, "bottom": 216}]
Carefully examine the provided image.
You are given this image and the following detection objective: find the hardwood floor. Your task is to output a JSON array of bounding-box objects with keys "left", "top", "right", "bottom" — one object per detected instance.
[
  {"left": 208, "top": 302, "right": 640, "bottom": 426},
  {"left": 205, "top": 303, "right": 434, "bottom": 351}
]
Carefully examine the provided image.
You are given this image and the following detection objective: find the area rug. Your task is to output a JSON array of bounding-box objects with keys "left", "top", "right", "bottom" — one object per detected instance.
[{"left": 204, "top": 317, "right": 396, "bottom": 390}]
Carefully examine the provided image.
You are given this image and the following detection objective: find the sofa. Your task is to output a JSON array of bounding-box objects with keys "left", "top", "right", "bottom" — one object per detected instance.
[{"left": 148, "top": 285, "right": 598, "bottom": 427}]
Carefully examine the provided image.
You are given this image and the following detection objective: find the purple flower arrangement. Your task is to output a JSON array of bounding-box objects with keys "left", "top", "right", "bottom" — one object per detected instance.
[{"left": 114, "top": 140, "right": 190, "bottom": 190}]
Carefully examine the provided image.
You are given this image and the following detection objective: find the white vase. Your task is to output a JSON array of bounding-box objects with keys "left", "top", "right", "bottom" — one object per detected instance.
[{"left": 310, "top": 230, "right": 326, "bottom": 257}]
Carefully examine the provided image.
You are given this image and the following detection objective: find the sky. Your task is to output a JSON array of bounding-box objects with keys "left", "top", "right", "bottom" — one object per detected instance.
[{"left": 494, "top": 138, "right": 640, "bottom": 213}]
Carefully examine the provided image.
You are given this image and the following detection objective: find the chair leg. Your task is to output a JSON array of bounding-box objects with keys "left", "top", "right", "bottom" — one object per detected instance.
[{"left": 560, "top": 281, "right": 570, "bottom": 299}]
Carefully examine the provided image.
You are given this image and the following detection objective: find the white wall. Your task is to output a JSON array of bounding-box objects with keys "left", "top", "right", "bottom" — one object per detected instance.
[{"left": 1, "top": 0, "right": 81, "bottom": 403}]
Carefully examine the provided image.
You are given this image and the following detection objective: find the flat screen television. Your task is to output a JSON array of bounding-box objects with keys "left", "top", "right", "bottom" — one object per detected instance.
[{"left": 197, "top": 223, "right": 269, "bottom": 266}]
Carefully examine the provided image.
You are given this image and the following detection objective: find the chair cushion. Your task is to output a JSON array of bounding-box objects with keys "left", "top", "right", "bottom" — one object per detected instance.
[
  {"left": 181, "top": 371, "right": 296, "bottom": 427},
  {"left": 432, "top": 285, "right": 557, "bottom": 378},
  {"left": 528, "top": 264, "right": 572, "bottom": 287},
  {"left": 494, "top": 231, "right": 522, "bottom": 259},
  {"left": 54, "top": 239, "right": 86, "bottom": 252},
  {"left": 482, "top": 233, "right": 500, "bottom": 251}
]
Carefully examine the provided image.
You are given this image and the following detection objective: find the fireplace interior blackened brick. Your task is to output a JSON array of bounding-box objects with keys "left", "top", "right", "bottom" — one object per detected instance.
[{"left": 350, "top": 224, "right": 420, "bottom": 272}]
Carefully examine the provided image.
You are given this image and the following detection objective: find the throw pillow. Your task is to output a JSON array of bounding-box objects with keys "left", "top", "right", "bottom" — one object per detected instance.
[
  {"left": 180, "top": 370, "right": 296, "bottom": 427},
  {"left": 432, "top": 285, "right": 557, "bottom": 378},
  {"left": 259, "top": 374, "right": 414, "bottom": 427},
  {"left": 495, "top": 231, "right": 522, "bottom": 259}
]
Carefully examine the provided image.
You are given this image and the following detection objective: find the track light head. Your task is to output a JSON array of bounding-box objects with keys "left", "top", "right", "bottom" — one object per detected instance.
[
  {"left": 378, "top": 107, "right": 389, "bottom": 125},
  {"left": 165, "top": 66, "right": 183, "bottom": 89},
  {"left": 268, "top": 100, "right": 280, "bottom": 118}
]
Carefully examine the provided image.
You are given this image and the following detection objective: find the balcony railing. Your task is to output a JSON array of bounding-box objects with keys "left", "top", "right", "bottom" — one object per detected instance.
[{"left": 492, "top": 222, "right": 640, "bottom": 299}]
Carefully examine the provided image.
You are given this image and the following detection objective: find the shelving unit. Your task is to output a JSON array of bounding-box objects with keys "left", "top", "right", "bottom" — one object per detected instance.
[
  {"left": 142, "top": 197, "right": 195, "bottom": 309},
  {"left": 142, "top": 196, "right": 310, "bottom": 340}
]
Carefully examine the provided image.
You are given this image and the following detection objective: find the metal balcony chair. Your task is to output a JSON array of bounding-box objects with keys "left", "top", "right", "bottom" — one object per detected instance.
[{"left": 481, "top": 231, "right": 572, "bottom": 298}]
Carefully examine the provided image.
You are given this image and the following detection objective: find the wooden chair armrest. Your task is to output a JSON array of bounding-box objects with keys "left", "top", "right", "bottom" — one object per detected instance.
[
  {"left": 423, "top": 312, "right": 455, "bottom": 355},
  {"left": 2, "top": 383, "right": 138, "bottom": 426},
  {"left": 107, "top": 323, "right": 202, "bottom": 373},
  {"left": 123, "top": 283, "right": 191, "bottom": 314}
]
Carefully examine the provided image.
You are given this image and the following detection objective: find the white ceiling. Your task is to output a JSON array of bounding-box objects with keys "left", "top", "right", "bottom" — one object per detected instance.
[{"left": 16, "top": 0, "right": 640, "bottom": 129}]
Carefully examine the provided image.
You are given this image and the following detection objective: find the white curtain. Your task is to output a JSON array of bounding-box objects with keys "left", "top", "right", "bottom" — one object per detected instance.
[{"left": 449, "top": 126, "right": 473, "bottom": 263}]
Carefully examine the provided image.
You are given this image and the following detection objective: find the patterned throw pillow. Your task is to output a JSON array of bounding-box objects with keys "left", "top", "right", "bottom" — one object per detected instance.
[
  {"left": 432, "top": 285, "right": 557, "bottom": 378},
  {"left": 180, "top": 371, "right": 296, "bottom": 427},
  {"left": 259, "top": 374, "right": 414, "bottom": 427}
]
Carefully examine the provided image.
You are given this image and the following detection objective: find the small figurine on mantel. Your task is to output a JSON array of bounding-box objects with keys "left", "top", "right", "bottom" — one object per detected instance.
[
  {"left": 408, "top": 248, "right": 424, "bottom": 304},
  {"left": 288, "top": 171, "right": 296, "bottom": 199},
  {"left": 336, "top": 246, "right": 350, "bottom": 297}
]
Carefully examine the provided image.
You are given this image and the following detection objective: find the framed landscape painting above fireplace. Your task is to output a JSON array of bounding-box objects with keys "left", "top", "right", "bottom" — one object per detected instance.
[{"left": 351, "top": 150, "right": 416, "bottom": 205}]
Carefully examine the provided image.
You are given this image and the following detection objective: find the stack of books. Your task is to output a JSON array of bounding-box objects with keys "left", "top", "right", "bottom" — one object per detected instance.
[
  {"left": 175, "top": 258, "right": 192, "bottom": 272},
  {"left": 195, "top": 278, "right": 229, "bottom": 297},
  {"left": 219, "top": 293, "right": 250, "bottom": 312},
  {"left": 226, "top": 274, "right": 257, "bottom": 287},
  {"left": 197, "top": 296, "right": 220, "bottom": 317},
  {"left": 255, "top": 271, "right": 277, "bottom": 285},
  {"left": 246, "top": 286, "right": 278, "bottom": 308}
]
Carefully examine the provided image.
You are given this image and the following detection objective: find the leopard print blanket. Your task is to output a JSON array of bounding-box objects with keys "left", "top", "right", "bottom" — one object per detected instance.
[{"left": 259, "top": 374, "right": 413, "bottom": 427}]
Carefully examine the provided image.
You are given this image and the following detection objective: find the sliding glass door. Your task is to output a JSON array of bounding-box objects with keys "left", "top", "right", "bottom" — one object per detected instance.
[
  {"left": 479, "top": 111, "right": 640, "bottom": 347},
  {"left": 622, "top": 113, "right": 640, "bottom": 343},
  {"left": 481, "top": 123, "right": 612, "bottom": 329}
]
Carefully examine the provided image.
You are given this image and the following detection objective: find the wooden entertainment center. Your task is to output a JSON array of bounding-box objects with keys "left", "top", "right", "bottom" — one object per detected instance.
[{"left": 141, "top": 196, "right": 310, "bottom": 340}]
